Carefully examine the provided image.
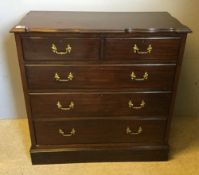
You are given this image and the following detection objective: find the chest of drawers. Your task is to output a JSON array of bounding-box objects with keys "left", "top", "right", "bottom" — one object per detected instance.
[{"left": 11, "top": 11, "right": 191, "bottom": 164}]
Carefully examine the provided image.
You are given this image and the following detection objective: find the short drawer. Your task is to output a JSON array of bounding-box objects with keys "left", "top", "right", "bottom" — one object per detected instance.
[
  {"left": 30, "top": 92, "right": 171, "bottom": 119},
  {"left": 22, "top": 37, "right": 100, "bottom": 61},
  {"left": 34, "top": 119, "right": 166, "bottom": 145},
  {"left": 26, "top": 65, "right": 176, "bottom": 90},
  {"left": 104, "top": 38, "right": 180, "bottom": 60}
]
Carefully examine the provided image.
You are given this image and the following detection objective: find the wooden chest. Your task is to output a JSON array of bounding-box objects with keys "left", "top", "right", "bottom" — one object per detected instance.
[{"left": 11, "top": 11, "right": 191, "bottom": 164}]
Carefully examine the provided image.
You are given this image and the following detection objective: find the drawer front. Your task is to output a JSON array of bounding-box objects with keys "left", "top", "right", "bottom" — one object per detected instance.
[
  {"left": 30, "top": 92, "right": 171, "bottom": 119},
  {"left": 26, "top": 65, "right": 175, "bottom": 90},
  {"left": 22, "top": 37, "right": 100, "bottom": 61},
  {"left": 104, "top": 38, "right": 180, "bottom": 60},
  {"left": 34, "top": 119, "right": 166, "bottom": 145}
]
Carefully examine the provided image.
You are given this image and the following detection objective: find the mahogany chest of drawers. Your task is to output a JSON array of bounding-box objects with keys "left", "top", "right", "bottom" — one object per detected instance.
[{"left": 11, "top": 11, "right": 191, "bottom": 164}]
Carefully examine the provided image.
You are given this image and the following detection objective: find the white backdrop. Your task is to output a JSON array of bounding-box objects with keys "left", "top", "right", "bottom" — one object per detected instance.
[{"left": 0, "top": 0, "right": 198, "bottom": 118}]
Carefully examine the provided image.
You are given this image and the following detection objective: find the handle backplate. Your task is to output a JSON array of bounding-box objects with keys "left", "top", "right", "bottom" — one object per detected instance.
[
  {"left": 128, "top": 100, "right": 145, "bottom": 110},
  {"left": 133, "top": 44, "right": 152, "bottom": 54},
  {"left": 59, "top": 128, "right": 76, "bottom": 137},
  {"left": 57, "top": 101, "right": 74, "bottom": 111},
  {"left": 126, "top": 126, "right": 143, "bottom": 135},
  {"left": 54, "top": 72, "right": 73, "bottom": 82},
  {"left": 131, "top": 72, "right": 148, "bottom": 81},
  {"left": 51, "top": 43, "right": 72, "bottom": 55}
]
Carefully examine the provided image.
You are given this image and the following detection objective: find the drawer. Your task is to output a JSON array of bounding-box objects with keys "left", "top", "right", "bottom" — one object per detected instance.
[
  {"left": 30, "top": 92, "right": 171, "bottom": 119},
  {"left": 26, "top": 65, "right": 176, "bottom": 90},
  {"left": 104, "top": 38, "right": 180, "bottom": 60},
  {"left": 22, "top": 37, "right": 100, "bottom": 61},
  {"left": 34, "top": 119, "right": 166, "bottom": 145}
]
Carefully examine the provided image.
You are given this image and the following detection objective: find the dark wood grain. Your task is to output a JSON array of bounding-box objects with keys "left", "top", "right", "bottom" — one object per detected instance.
[
  {"left": 14, "top": 34, "right": 37, "bottom": 145},
  {"left": 31, "top": 145, "right": 169, "bottom": 164},
  {"left": 25, "top": 64, "right": 176, "bottom": 91},
  {"left": 34, "top": 118, "right": 166, "bottom": 145},
  {"left": 30, "top": 92, "right": 171, "bottom": 119},
  {"left": 165, "top": 34, "right": 188, "bottom": 143},
  {"left": 10, "top": 11, "right": 191, "bottom": 33},
  {"left": 105, "top": 38, "right": 180, "bottom": 60},
  {"left": 11, "top": 11, "right": 191, "bottom": 164},
  {"left": 22, "top": 37, "right": 100, "bottom": 61}
]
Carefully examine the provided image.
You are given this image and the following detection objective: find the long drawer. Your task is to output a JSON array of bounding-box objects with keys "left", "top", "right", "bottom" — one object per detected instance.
[
  {"left": 22, "top": 37, "right": 100, "bottom": 61},
  {"left": 30, "top": 92, "right": 171, "bottom": 119},
  {"left": 26, "top": 65, "right": 176, "bottom": 90},
  {"left": 34, "top": 119, "right": 166, "bottom": 145},
  {"left": 104, "top": 38, "right": 180, "bottom": 60}
]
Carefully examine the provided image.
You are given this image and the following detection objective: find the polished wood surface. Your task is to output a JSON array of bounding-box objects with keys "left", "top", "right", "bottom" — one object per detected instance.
[
  {"left": 31, "top": 145, "right": 169, "bottom": 164},
  {"left": 10, "top": 11, "right": 191, "bottom": 33},
  {"left": 11, "top": 11, "right": 191, "bottom": 164},
  {"left": 26, "top": 65, "right": 175, "bottom": 90},
  {"left": 34, "top": 119, "right": 166, "bottom": 145},
  {"left": 30, "top": 92, "right": 171, "bottom": 118},
  {"left": 22, "top": 37, "right": 100, "bottom": 61},
  {"left": 30, "top": 92, "right": 171, "bottom": 120},
  {"left": 105, "top": 38, "right": 180, "bottom": 60}
]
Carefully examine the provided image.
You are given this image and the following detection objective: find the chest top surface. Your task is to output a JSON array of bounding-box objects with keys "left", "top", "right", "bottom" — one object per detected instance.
[{"left": 11, "top": 11, "right": 191, "bottom": 33}]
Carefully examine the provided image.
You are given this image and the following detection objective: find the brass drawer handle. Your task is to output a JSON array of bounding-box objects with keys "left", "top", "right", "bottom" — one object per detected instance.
[
  {"left": 133, "top": 44, "right": 152, "bottom": 54},
  {"left": 57, "top": 101, "right": 74, "bottom": 111},
  {"left": 54, "top": 72, "right": 73, "bottom": 82},
  {"left": 128, "top": 100, "right": 145, "bottom": 110},
  {"left": 51, "top": 43, "right": 72, "bottom": 55},
  {"left": 131, "top": 72, "right": 148, "bottom": 81},
  {"left": 126, "top": 126, "right": 143, "bottom": 135},
  {"left": 59, "top": 128, "right": 76, "bottom": 137}
]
